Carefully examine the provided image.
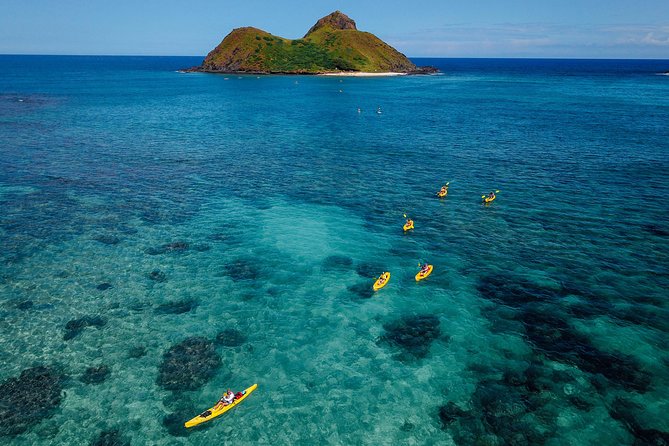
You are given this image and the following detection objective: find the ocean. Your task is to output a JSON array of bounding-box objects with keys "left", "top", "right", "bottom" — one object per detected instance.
[{"left": 1, "top": 55, "right": 668, "bottom": 445}]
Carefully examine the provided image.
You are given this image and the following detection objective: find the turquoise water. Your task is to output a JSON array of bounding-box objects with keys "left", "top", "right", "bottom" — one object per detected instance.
[{"left": 1, "top": 56, "right": 669, "bottom": 445}]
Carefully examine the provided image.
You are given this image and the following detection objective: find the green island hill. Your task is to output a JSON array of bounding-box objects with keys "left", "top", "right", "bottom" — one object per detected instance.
[{"left": 187, "top": 11, "right": 436, "bottom": 75}]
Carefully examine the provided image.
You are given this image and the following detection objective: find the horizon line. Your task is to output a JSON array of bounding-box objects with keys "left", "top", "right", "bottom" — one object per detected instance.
[{"left": 1, "top": 53, "right": 668, "bottom": 61}]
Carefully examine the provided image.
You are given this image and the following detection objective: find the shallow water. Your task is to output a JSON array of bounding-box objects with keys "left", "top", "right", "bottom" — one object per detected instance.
[{"left": 1, "top": 56, "right": 668, "bottom": 445}]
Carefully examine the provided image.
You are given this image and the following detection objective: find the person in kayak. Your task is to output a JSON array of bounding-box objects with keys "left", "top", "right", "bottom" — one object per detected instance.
[
  {"left": 419, "top": 263, "right": 430, "bottom": 275},
  {"left": 214, "top": 389, "right": 235, "bottom": 410},
  {"left": 440, "top": 185, "right": 448, "bottom": 194},
  {"left": 406, "top": 218, "right": 413, "bottom": 227},
  {"left": 377, "top": 274, "right": 387, "bottom": 285},
  {"left": 488, "top": 191, "right": 496, "bottom": 200}
]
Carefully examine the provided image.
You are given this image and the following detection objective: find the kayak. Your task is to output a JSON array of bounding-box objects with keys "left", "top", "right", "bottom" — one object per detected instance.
[
  {"left": 373, "top": 272, "right": 390, "bottom": 291},
  {"left": 185, "top": 383, "right": 258, "bottom": 428},
  {"left": 403, "top": 221, "right": 414, "bottom": 231},
  {"left": 415, "top": 265, "right": 433, "bottom": 281},
  {"left": 437, "top": 190, "right": 447, "bottom": 198},
  {"left": 483, "top": 195, "right": 496, "bottom": 203}
]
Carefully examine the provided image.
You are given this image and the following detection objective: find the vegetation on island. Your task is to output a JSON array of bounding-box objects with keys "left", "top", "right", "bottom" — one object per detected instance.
[{"left": 195, "top": 11, "right": 424, "bottom": 74}]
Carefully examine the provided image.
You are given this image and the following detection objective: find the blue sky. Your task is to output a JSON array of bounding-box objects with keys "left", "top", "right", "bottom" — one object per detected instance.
[{"left": 1, "top": 0, "right": 668, "bottom": 58}]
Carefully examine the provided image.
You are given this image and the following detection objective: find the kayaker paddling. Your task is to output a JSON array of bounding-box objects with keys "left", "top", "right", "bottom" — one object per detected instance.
[
  {"left": 487, "top": 191, "right": 495, "bottom": 200},
  {"left": 214, "top": 389, "right": 236, "bottom": 410},
  {"left": 185, "top": 383, "right": 258, "bottom": 428},
  {"left": 416, "top": 263, "right": 433, "bottom": 281},
  {"left": 373, "top": 272, "right": 391, "bottom": 291}
]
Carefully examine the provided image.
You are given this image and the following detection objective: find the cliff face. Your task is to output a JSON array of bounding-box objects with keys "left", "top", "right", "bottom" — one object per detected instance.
[{"left": 197, "top": 11, "right": 419, "bottom": 74}]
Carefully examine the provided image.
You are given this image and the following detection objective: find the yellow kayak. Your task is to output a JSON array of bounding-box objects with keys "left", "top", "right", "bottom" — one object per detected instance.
[
  {"left": 185, "top": 383, "right": 258, "bottom": 428},
  {"left": 403, "top": 221, "right": 414, "bottom": 231},
  {"left": 415, "top": 265, "right": 433, "bottom": 281},
  {"left": 483, "top": 195, "right": 496, "bottom": 203},
  {"left": 373, "top": 272, "right": 390, "bottom": 291},
  {"left": 437, "top": 190, "right": 447, "bottom": 198}
]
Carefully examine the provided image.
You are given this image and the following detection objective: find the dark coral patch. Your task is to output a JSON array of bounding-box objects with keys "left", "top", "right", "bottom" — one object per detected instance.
[
  {"left": 477, "top": 274, "right": 560, "bottom": 309},
  {"left": 568, "top": 395, "right": 595, "bottom": 411},
  {"left": 162, "top": 413, "right": 186, "bottom": 437},
  {"left": 379, "top": 315, "right": 441, "bottom": 359},
  {"left": 93, "top": 234, "right": 121, "bottom": 245},
  {"left": 164, "top": 241, "right": 190, "bottom": 251},
  {"left": 89, "top": 429, "right": 130, "bottom": 446},
  {"left": 473, "top": 380, "right": 545, "bottom": 445},
  {"left": 476, "top": 275, "right": 653, "bottom": 393},
  {"left": 148, "top": 270, "right": 167, "bottom": 282},
  {"left": 0, "top": 366, "right": 64, "bottom": 437},
  {"left": 157, "top": 337, "right": 221, "bottom": 391},
  {"left": 439, "top": 369, "right": 554, "bottom": 444},
  {"left": 610, "top": 305, "right": 669, "bottom": 333},
  {"left": 322, "top": 255, "right": 353, "bottom": 271},
  {"left": 8, "top": 299, "right": 35, "bottom": 311},
  {"left": 128, "top": 346, "right": 147, "bottom": 359},
  {"left": 224, "top": 259, "right": 260, "bottom": 282},
  {"left": 163, "top": 412, "right": 193, "bottom": 437},
  {"left": 346, "top": 282, "right": 374, "bottom": 299},
  {"left": 438, "top": 402, "right": 469, "bottom": 427},
  {"left": 80, "top": 365, "right": 110, "bottom": 385},
  {"left": 160, "top": 393, "right": 202, "bottom": 436},
  {"left": 609, "top": 397, "right": 669, "bottom": 445},
  {"left": 15, "top": 300, "right": 34, "bottom": 310},
  {"left": 355, "top": 262, "right": 385, "bottom": 279},
  {"left": 96, "top": 283, "right": 113, "bottom": 291},
  {"left": 64, "top": 315, "right": 107, "bottom": 341},
  {"left": 215, "top": 328, "right": 247, "bottom": 347},
  {"left": 145, "top": 241, "right": 190, "bottom": 255},
  {"left": 155, "top": 299, "right": 198, "bottom": 315},
  {"left": 520, "top": 306, "right": 651, "bottom": 393}
]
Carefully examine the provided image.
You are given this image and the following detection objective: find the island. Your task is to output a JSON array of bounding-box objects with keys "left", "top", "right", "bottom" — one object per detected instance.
[{"left": 186, "top": 11, "right": 436, "bottom": 75}]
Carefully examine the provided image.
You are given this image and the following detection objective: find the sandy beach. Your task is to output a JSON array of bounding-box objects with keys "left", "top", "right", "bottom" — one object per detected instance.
[{"left": 319, "top": 71, "right": 408, "bottom": 77}]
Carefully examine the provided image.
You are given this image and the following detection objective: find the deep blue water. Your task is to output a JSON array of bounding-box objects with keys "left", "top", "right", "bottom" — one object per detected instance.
[{"left": 1, "top": 55, "right": 668, "bottom": 445}]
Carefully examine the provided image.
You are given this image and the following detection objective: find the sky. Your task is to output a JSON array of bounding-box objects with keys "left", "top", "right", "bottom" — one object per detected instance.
[{"left": 1, "top": 0, "right": 668, "bottom": 58}]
